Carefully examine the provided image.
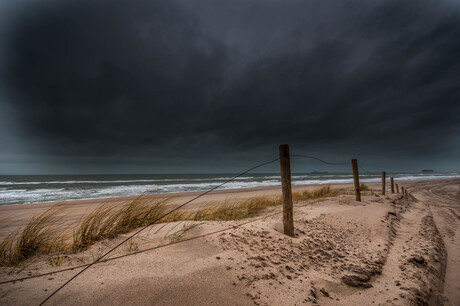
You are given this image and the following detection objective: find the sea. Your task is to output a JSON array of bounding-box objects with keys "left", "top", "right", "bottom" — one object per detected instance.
[{"left": 0, "top": 172, "right": 459, "bottom": 205}]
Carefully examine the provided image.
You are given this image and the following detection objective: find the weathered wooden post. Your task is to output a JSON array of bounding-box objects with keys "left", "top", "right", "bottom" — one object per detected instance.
[
  {"left": 381, "top": 171, "right": 386, "bottom": 195},
  {"left": 401, "top": 186, "right": 405, "bottom": 196},
  {"left": 390, "top": 177, "right": 394, "bottom": 193},
  {"left": 395, "top": 183, "right": 399, "bottom": 193},
  {"left": 279, "top": 144, "right": 294, "bottom": 237},
  {"left": 351, "top": 159, "right": 361, "bottom": 202}
]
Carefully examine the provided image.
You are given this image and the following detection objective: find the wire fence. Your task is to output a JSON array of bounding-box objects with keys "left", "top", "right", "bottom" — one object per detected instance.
[
  {"left": 358, "top": 164, "right": 374, "bottom": 175},
  {"left": 1, "top": 200, "right": 318, "bottom": 286},
  {"left": 290, "top": 154, "right": 349, "bottom": 166},
  {"left": 0, "top": 149, "right": 401, "bottom": 305},
  {"left": 39, "top": 157, "right": 282, "bottom": 305}
]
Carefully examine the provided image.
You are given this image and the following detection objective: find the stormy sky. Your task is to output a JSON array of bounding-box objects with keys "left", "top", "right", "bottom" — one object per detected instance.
[{"left": 0, "top": 0, "right": 459, "bottom": 174}]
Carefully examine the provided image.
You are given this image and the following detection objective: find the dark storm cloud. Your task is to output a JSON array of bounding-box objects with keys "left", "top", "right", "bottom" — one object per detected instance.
[
  {"left": 2, "top": 0, "right": 228, "bottom": 151},
  {"left": 1, "top": 0, "right": 459, "bottom": 170}
]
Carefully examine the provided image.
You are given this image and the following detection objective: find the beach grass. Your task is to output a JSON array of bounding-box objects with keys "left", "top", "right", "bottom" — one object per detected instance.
[
  {"left": 186, "top": 196, "right": 282, "bottom": 221},
  {"left": 0, "top": 185, "right": 346, "bottom": 267},
  {"left": 292, "top": 185, "right": 342, "bottom": 201},
  {"left": 0, "top": 208, "right": 68, "bottom": 266},
  {"left": 167, "top": 185, "right": 346, "bottom": 222},
  {"left": 73, "top": 196, "right": 167, "bottom": 251}
]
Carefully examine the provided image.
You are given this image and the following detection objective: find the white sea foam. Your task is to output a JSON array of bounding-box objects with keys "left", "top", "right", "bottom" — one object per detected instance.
[
  {"left": 0, "top": 172, "right": 458, "bottom": 205},
  {"left": 0, "top": 176, "right": 258, "bottom": 186}
]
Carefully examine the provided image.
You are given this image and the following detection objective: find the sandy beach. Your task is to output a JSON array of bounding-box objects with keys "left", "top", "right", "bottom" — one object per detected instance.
[
  {"left": 0, "top": 178, "right": 459, "bottom": 305},
  {"left": 1, "top": 0, "right": 458, "bottom": 304}
]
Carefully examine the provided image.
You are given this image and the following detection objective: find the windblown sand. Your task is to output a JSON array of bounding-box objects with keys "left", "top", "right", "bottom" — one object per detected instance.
[{"left": 0, "top": 178, "right": 459, "bottom": 305}]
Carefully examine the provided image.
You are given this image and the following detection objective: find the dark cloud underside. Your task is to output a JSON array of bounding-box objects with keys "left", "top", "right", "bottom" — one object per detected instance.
[{"left": 1, "top": 0, "right": 459, "bottom": 172}]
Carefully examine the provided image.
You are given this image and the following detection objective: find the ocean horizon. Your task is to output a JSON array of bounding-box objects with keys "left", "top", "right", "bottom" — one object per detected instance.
[{"left": 1, "top": 172, "right": 459, "bottom": 205}]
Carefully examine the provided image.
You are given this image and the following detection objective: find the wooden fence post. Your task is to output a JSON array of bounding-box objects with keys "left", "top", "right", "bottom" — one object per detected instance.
[
  {"left": 395, "top": 183, "right": 399, "bottom": 193},
  {"left": 401, "top": 186, "right": 405, "bottom": 196},
  {"left": 381, "top": 171, "right": 386, "bottom": 195},
  {"left": 351, "top": 159, "right": 361, "bottom": 202},
  {"left": 279, "top": 144, "right": 294, "bottom": 237},
  {"left": 390, "top": 177, "right": 394, "bottom": 193}
]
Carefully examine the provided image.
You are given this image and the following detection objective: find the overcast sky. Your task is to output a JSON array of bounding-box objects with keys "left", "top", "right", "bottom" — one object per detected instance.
[{"left": 0, "top": 0, "right": 459, "bottom": 174}]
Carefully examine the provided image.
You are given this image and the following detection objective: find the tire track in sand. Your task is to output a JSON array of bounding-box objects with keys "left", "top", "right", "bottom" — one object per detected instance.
[{"left": 408, "top": 179, "right": 460, "bottom": 306}]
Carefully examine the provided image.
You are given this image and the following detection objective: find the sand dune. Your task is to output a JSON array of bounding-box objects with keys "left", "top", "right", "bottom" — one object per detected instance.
[{"left": 0, "top": 178, "right": 458, "bottom": 305}]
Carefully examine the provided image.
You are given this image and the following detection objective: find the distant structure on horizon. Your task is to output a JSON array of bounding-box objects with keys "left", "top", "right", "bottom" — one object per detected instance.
[
  {"left": 310, "top": 171, "right": 329, "bottom": 174},
  {"left": 422, "top": 169, "right": 434, "bottom": 173}
]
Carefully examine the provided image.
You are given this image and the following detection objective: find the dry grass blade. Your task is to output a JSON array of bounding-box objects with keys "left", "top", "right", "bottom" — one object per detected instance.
[
  {"left": 116, "top": 195, "right": 167, "bottom": 230},
  {"left": 0, "top": 197, "right": 170, "bottom": 265},
  {"left": 167, "top": 222, "right": 205, "bottom": 241},
  {"left": 72, "top": 196, "right": 168, "bottom": 251},
  {"left": 72, "top": 204, "right": 116, "bottom": 251},
  {"left": 0, "top": 186, "right": 346, "bottom": 266},
  {"left": 0, "top": 208, "right": 65, "bottom": 267},
  {"left": 292, "top": 185, "right": 342, "bottom": 202},
  {"left": 162, "top": 186, "right": 343, "bottom": 222},
  {"left": 0, "top": 232, "right": 17, "bottom": 267},
  {"left": 185, "top": 196, "right": 282, "bottom": 222}
]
